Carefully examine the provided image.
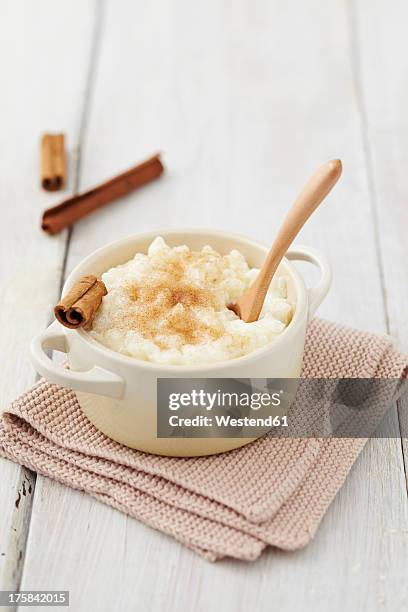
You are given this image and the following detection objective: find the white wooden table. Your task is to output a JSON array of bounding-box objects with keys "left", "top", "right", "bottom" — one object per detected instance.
[{"left": 1, "top": 1, "right": 407, "bottom": 610}]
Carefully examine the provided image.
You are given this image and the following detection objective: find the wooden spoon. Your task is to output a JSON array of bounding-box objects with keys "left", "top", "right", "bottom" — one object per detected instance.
[{"left": 229, "top": 159, "right": 342, "bottom": 322}]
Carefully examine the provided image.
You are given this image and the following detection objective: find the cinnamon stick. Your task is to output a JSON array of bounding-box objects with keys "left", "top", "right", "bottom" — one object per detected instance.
[
  {"left": 41, "top": 133, "right": 66, "bottom": 191},
  {"left": 41, "top": 153, "right": 164, "bottom": 235},
  {"left": 55, "top": 275, "right": 107, "bottom": 329}
]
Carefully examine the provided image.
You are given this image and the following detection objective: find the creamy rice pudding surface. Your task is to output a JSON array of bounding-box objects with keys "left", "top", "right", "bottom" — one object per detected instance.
[{"left": 89, "top": 237, "right": 293, "bottom": 365}]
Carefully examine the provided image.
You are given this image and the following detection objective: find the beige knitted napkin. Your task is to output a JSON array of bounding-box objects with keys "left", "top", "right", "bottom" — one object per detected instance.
[{"left": 0, "top": 319, "right": 407, "bottom": 561}]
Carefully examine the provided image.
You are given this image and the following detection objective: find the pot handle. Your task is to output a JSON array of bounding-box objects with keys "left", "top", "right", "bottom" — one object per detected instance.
[
  {"left": 30, "top": 321, "right": 125, "bottom": 399},
  {"left": 286, "top": 245, "right": 332, "bottom": 321}
]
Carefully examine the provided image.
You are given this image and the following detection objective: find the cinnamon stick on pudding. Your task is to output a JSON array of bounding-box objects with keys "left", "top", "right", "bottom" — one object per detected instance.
[
  {"left": 41, "top": 133, "right": 67, "bottom": 191},
  {"left": 41, "top": 153, "right": 164, "bottom": 235},
  {"left": 55, "top": 275, "right": 107, "bottom": 329}
]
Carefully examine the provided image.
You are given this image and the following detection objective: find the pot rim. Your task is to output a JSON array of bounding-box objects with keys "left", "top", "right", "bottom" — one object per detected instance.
[{"left": 62, "top": 228, "right": 308, "bottom": 373}]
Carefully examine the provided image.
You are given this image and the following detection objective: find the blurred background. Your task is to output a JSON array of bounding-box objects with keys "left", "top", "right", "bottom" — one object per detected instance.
[
  {"left": 3, "top": 0, "right": 408, "bottom": 340},
  {"left": 2, "top": 1, "right": 407, "bottom": 348},
  {"left": 1, "top": 2, "right": 408, "bottom": 610}
]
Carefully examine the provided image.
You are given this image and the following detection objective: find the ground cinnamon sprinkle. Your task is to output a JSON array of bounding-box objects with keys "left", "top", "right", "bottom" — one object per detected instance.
[
  {"left": 89, "top": 236, "right": 293, "bottom": 365},
  {"left": 122, "top": 280, "right": 223, "bottom": 347}
]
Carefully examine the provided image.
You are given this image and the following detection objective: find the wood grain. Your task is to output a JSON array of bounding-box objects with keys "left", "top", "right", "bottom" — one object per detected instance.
[
  {"left": 349, "top": 0, "right": 408, "bottom": 483},
  {"left": 16, "top": 1, "right": 408, "bottom": 611},
  {"left": 0, "top": 0, "right": 97, "bottom": 594},
  {"left": 0, "top": 0, "right": 407, "bottom": 610}
]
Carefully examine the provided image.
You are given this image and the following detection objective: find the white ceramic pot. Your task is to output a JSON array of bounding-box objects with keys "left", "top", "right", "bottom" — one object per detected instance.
[{"left": 30, "top": 229, "right": 331, "bottom": 456}]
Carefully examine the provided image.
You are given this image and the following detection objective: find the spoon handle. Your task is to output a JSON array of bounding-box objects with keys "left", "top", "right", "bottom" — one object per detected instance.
[{"left": 237, "top": 159, "right": 342, "bottom": 322}]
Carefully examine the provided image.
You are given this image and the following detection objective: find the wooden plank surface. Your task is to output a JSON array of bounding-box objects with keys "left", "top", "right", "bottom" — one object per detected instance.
[
  {"left": 15, "top": 1, "right": 408, "bottom": 611},
  {"left": 0, "top": 0, "right": 407, "bottom": 610},
  {"left": 351, "top": 0, "right": 408, "bottom": 467},
  {"left": 0, "top": 0, "right": 97, "bottom": 594}
]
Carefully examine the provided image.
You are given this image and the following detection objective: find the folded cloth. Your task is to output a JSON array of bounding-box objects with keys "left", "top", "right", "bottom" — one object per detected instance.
[{"left": 1, "top": 319, "right": 407, "bottom": 561}]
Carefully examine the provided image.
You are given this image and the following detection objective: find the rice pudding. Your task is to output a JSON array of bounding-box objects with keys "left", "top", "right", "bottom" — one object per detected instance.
[{"left": 89, "top": 237, "right": 293, "bottom": 365}]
